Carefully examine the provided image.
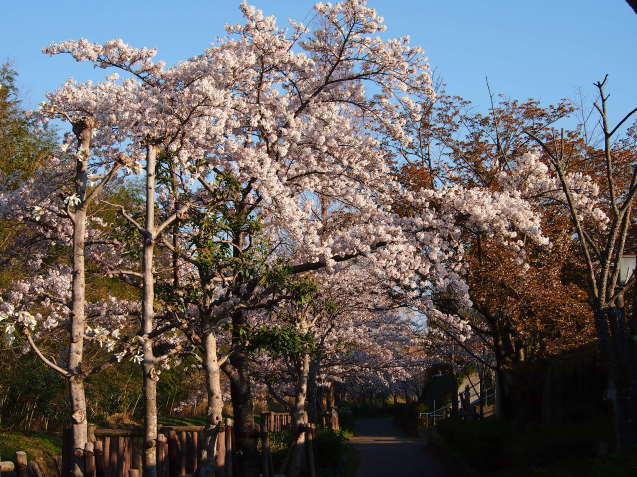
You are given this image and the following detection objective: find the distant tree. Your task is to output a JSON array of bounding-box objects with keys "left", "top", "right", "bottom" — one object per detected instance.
[{"left": 0, "top": 64, "right": 54, "bottom": 189}]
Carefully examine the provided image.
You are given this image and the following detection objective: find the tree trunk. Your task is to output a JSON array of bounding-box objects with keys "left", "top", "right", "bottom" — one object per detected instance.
[
  {"left": 67, "top": 118, "right": 95, "bottom": 477},
  {"left": 142, "top": 145, "right": 159, "bottom": 477},
  {"left": 224, "top": 347, "right": 259, "bottom": 477},
  {"left": 199, "top": 331, "right": 224, "bottom": 477},
  {"left": 325, "top": 382, "right": 339, "bottom": 431},
  {"left": 286, "top": 352, "right": 310, "bottom": 477},
  {"left": 494, "top": 367, "right": 515, "bottom": 421},
  {"left": 68, "top": 206, "right": 88, "bottom": 477},
  {"left": 307, "top": 358, "right": 320, "bottom": 425}
]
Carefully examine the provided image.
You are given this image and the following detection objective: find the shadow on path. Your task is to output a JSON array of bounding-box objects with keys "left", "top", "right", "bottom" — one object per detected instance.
[{"left": 350, "top": 417, "right": 447, "bottom": 477}]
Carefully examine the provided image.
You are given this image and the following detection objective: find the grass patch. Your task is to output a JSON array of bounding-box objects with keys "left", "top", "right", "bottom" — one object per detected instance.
[
  {"left": 159, "top": 416, "right": 208, "bottom": 426},
  {"left": 0, "top": 431, "right": 62, "bottom": 461}
]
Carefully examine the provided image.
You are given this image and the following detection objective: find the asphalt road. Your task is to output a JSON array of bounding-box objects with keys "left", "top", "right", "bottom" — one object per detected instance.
[{"left": 350, "top": 417, "right": 447, "bottom": 477}]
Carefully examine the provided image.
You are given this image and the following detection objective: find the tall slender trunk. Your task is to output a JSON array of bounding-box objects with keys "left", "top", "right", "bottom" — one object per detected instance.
[
  {"left": 287, "top": 352, "right": 310, "bottom": 477},
  {"left": 142, "top": 145, "right": 159, "bottom": 477},
  {"left": 68, "top": 118, "right": 94, "bottom": 477},
  {"left": 69, "top": 207, "right": 88, "bottom": 477},
  {"left": 199, "top": 330, "right": 225, "bottom": 477},
  {"left": 307, "top": 358, "right": 320, "bottom": 425},
  {"left": 325, "top": 382, "right": 339, "bottom": 430}
]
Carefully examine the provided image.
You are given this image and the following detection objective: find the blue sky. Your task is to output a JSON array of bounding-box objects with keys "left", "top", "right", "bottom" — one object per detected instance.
[{"left": 3, "top": 0, "right": 637, "bottom": 125}]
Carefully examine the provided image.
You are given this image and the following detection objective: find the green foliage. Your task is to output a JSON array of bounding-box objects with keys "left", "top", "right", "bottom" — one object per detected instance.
[
  {"left": 0, "top": 351, "right": 67, "bottom": 430},
  {"left": 246, "top": 324, "right": 316, "bottom": 361},
  {"left": 0, "top": 64, "right": 55, "bottom": 190},
  {"left": 85, "top": 360, "right": 142, "bottom": 425}
]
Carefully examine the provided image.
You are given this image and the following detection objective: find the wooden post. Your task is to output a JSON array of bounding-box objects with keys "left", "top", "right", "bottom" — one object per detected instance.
[
  {"left": 117, "top": 436, "right": 126, "bottom": 477},
  {"left": 0, "top": 461, "right": 15, "bottom": 473},
  {"left": 157, "top": 434, "right": 168, "bottom": 477},
  {"left": 197, "top": 431, "right": 204, "bottom": 473},
  {"left": 191, "top": 431, "right": 198, "bottom": 474},
  {"left": 178, "top": 431, "right": 187, "bottom": 477},
  {"left": 109, "top": 437, "right": 118, "bottom": 477},
  {"left": 94, "top": 440, "right": 105, "bottom": 477},
  {"left": 129, "top": 469, "right": 140, "bottom": 477},
  {"left": 15, "top": 452, "right": 27, "bottom": 477},
  {"left": 215, "top": 426, "right": 226, "bottom": 477},
  {"left": 168, "top": 430, "right": 178, "bottom": 477},
  {"left": 85, "top": 442, "right": 96, "bottom": 477},
  {"left": 88, "top": 425, "right": 97, "bottom": 445},
  {"left": 102, "top": 436, "right": 111, "bottom": 477},
  {"left": 225, "top": 419, "right": 233, "bottom": 477},
  {"left": 133, "top": 441, "right": 143, "bottom": 477},
  {"left": 305, "top": 425, "right": 316, "bottom": 477}
]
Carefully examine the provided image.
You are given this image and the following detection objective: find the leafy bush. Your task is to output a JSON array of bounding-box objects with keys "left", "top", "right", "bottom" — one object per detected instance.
[
  {"left": 314, "top": 428, "right": 348, "bottom": 469},
  {"left": 437, "top": 414, "right": 616, "bottom": 474}
]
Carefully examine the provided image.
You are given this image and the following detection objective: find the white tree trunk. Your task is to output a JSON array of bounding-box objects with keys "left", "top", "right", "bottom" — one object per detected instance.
[
  {"left": 68, "top": 118, "right": 94, "bottom": 477},
  {"left": 142, "top": 144, "right": 159, "bottom": 477},
  {"left": 199, "top": 331, "right": 225, "bottom": 477},
  {"left": 287, "top": 352, "right": 311, "bottom": 477}
]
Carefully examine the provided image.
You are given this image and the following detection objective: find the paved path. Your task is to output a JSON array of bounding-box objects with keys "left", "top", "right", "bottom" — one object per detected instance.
[{"left": 350, "top": 417, "right": 447, "bottom": 477}]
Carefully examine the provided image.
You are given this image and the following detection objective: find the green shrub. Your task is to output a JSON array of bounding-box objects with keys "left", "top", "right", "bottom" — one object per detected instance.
[
  {"left": 315, "top": 428, "right": 348, "bottom": 469},
  {"left": 437, "top": 414, "right": 616, "bottom": 474}
]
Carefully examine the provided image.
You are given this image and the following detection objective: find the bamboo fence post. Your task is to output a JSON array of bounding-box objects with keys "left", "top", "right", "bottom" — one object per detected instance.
[
  {"left": 129, "top": 469, "right": 140, "bottom": 477},
  {"left": 15, "top": 452, "right": 27, "bottom": 477},
  {"left": 225, "top": 419, "right": 233, "bottom": 477},
  {"left": 85, "top": 442, "right": 96, "bottom": 477}
]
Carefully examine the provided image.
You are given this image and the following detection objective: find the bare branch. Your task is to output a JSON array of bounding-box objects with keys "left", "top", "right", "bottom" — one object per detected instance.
[{"left": 24, "top": 329, "right": 71, "bottom": 378}]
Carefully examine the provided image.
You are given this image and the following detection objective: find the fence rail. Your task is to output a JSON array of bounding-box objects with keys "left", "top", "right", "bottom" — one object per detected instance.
[{"left": 418, "top": 388, "right": 496, "bottom": 428}]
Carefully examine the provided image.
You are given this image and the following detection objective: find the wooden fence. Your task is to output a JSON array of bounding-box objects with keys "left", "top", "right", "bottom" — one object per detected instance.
[
  {"left": 264, "top": 409, "right": 339, "bottom": 433},
  {"left": 60, "top": 411, "right": 337, "bottom": 477},
  {"left": 63, "top": 421, "right": 235, "bottom": 477},
  {"left": 262, "top": 412, "right": 292, "bottom": 433}
]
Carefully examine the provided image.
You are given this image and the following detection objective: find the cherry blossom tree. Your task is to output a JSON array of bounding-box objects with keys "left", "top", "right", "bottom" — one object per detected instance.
[
  {"left": 28, "top": 4, "right": 557, "bottom": 477},
  {"left": 0, "top": 67, "right": 137, "bottom": 475}
]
